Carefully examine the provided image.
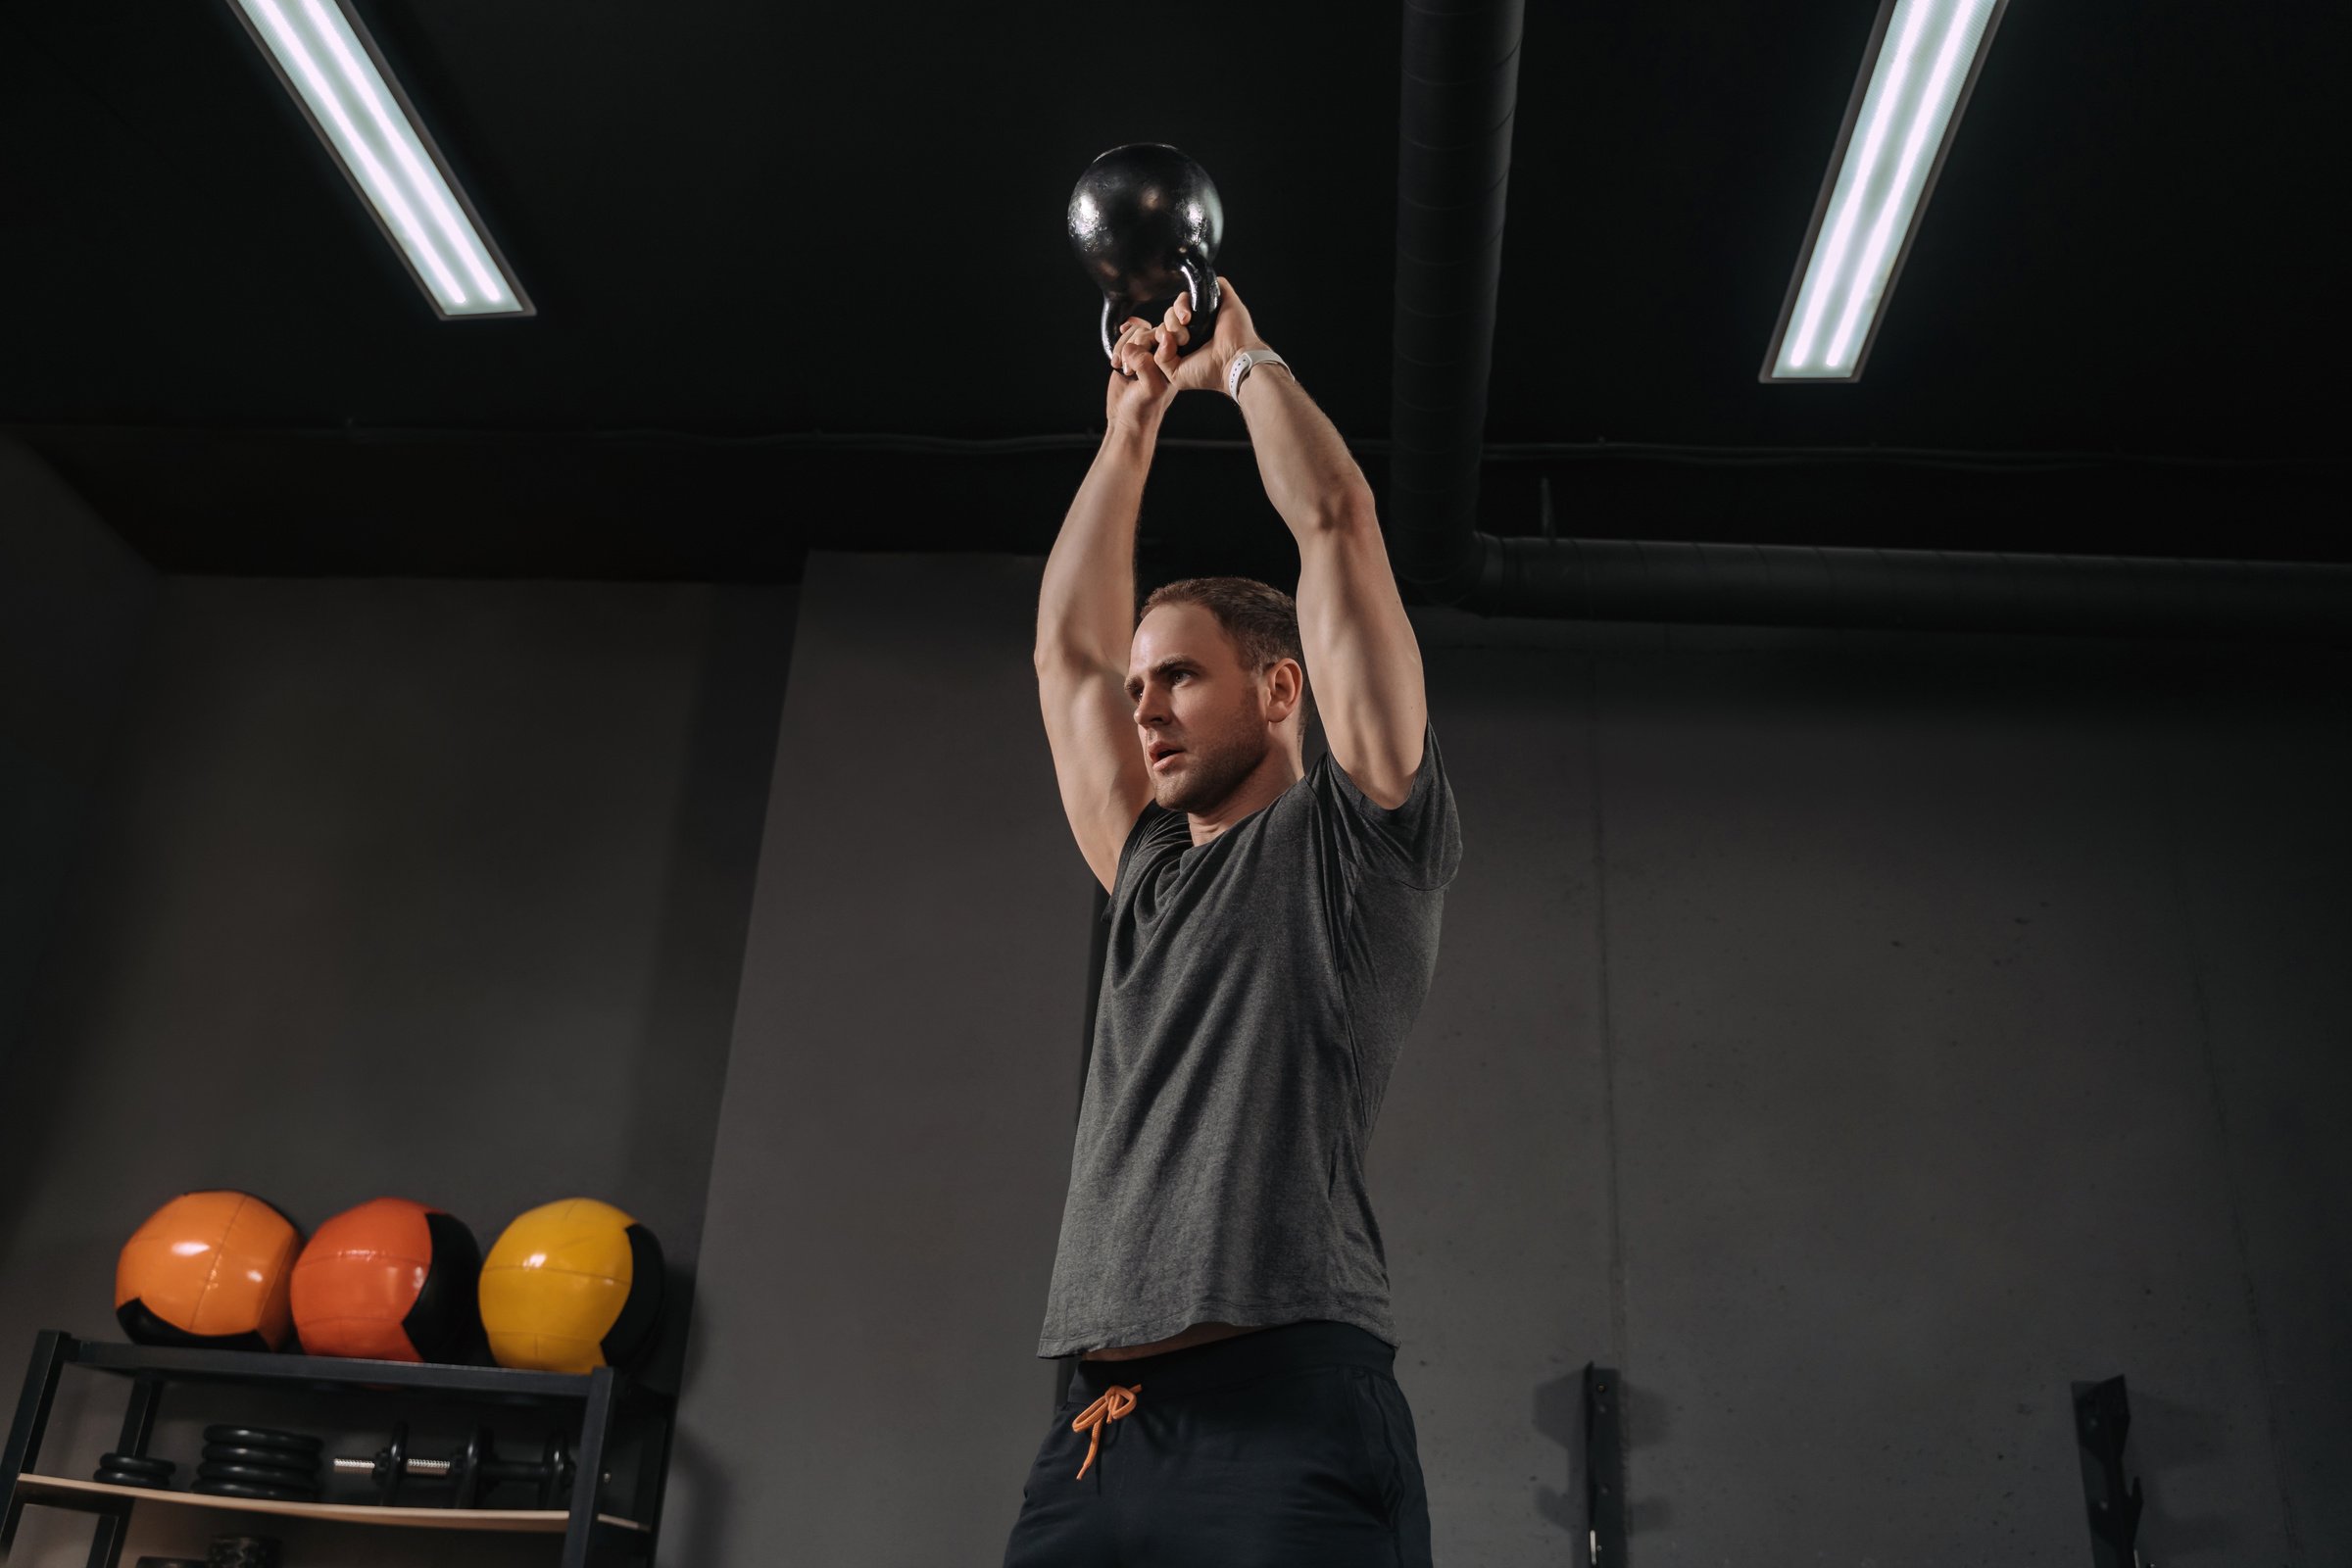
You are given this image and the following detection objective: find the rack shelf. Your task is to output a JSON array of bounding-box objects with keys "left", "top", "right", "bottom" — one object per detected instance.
[
  {"left": 13, "top": 1477, "right": 647, "bottom": 1535},
  {"left": 3, "top": 1331, "right": 671, "bottom": 1568}
]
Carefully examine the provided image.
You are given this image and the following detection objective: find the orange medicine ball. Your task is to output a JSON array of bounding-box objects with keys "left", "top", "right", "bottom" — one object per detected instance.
[
  {"left": 290, "top": 1197, "right": 483, "bottom": 1363},
  {"left": 116, "top": 1191, "right": 302, "bottom": 1351}
]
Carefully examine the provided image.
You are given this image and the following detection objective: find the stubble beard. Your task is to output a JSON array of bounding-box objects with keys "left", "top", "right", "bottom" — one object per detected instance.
[{"left": 1155, "top": 728, "right": 1261, "bottom": 816}]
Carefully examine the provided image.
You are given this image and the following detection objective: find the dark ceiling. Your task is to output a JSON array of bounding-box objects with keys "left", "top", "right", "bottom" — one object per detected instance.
[{"left": 1, "top": 0, "right": 2343, "bottom": 586}]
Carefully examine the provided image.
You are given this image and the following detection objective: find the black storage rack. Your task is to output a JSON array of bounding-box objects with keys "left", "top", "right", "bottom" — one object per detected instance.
[{"left": 2, "top": 1331, "right": 671, "bottom": 1568}]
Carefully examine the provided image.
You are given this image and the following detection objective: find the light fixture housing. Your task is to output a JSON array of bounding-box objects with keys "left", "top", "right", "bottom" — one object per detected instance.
[
  {"left": 225, "top": 0, "right": 532, "bottom": 319},
  {"left": 1762, "top": 0, "right": 2011, "bottom": 381}
]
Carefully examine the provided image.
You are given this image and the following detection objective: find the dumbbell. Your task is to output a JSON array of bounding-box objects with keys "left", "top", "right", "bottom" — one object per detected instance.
[{"left": 335, "top": 1422, "right": 602, "bottom": 1509}]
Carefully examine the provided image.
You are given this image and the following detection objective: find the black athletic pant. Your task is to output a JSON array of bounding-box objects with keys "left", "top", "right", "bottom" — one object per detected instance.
[{"left": 1002, "top": 1320, "right": 1433, "bottom": 1567}]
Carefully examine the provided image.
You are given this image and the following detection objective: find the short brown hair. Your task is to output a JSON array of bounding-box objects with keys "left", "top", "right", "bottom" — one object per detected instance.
[{"left": 1138, "top": 575, "right": 1314, "bottom": 732}]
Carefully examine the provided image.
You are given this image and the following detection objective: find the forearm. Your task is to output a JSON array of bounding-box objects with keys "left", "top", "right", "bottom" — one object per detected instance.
[
  {"left": 1035, "top": 416, "right": 1156, "bottom": 667},
  {"left": 1234, "top": 356, "right": 1374, "bottom": 536}
]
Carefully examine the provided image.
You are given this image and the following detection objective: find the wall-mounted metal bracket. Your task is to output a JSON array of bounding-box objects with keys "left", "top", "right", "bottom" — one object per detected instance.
[
  {"left": 1584, "top": 1362, "right": 1625, "bottom": 1567},
  {"left": 2072, "top": 1374, "right": 2149, "bottom": 1568}
]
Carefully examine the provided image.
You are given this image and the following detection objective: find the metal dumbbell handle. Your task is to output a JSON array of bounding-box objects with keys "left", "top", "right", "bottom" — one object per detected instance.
[
  {"left": 332, "top": 1452, "right": 607, "bottom": 1483},
  {"left": 332, "top": 1456, "right": 455, "bottom": 1477}
]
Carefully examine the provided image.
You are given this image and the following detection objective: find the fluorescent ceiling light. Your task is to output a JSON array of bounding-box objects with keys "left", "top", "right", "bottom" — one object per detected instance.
[
  {"left": 1763, "top": 0, "right": 2009, "bottom": 380},
  {"left": 226, "top": 0, "right": 531, "bottom": 318}
]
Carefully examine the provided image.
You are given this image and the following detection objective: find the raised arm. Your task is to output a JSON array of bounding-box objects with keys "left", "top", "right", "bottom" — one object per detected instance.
[
  {"left": 1222, "top": 299, "right": 1426, "bottom": 809},
  {"left": 1036, "top": 417, "right": 1151, "bottom": 671},
  {"left": 1157, "top": 278, "right": 1376, "bottom": 536},
  {"left": 1033, "top": 310, "right": 1193, "bottom": 892},
  {"left": 1152, "top": 280, "right": 1427, "bottom": 807}
]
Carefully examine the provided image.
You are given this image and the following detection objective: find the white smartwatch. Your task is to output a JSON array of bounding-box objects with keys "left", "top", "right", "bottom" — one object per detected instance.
[{"left": 1226, "top": 347, "right": 1292, "bottom": 402}]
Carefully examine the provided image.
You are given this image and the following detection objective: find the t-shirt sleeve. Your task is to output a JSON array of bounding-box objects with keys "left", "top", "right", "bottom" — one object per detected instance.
[
  {"left": 1102, "top": 800, "right": 1173, "bottom": 916},
  {"left": 1315, "top": 719, "right": 1462, "bottom": 890}
]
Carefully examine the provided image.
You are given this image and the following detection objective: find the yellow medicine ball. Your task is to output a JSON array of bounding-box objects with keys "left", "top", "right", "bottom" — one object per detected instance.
[{"left": 478, "top": 1198, "right": 663, "bottom": 1373}]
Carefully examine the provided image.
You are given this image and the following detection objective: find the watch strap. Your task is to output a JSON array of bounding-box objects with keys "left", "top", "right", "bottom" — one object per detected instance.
[{"left": 1226, "top": 348, "right": 1291, "bottom": 402}]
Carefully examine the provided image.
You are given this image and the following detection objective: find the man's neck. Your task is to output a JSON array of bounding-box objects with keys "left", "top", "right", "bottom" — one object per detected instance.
[{"left": 1188, "top": 754, "right": 1304, "bottom": 846}]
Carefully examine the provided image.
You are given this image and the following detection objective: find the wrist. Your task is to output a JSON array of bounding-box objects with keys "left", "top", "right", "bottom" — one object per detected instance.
[
  {"left": 1218, "top": 340, "right": 1275, "bottom": 377},
  {"left": 1224, "top": 343, "right": 1289, "bottom": 403}
]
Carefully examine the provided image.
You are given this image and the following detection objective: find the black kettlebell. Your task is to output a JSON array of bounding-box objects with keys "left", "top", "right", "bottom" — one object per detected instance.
[{"left": 1067, "top": 143, "right": 1223, "bottom": 370}]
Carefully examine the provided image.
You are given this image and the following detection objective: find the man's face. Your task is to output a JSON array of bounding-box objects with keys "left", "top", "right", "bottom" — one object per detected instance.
[{"left": 1127, "top": 603, "right": 1267, "bottom": 814}]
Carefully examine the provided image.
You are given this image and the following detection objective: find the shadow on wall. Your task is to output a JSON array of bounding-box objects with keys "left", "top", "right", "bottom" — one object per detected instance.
[
  {"left": 657, "top": 1302, "right": 736, "bottom": 1568},
  {"left": 2128, "top": 1384, "right": 2254, "bottom": 1560},
  {"left": 620, "top": 587, "right": 799, "bottom": 1394},
  {"left": 1530, "top": 1368, "right": 1675, "bottom": 1541},
  {"left": 0, "top": 689, "right": 159, "bottom": 1278}
]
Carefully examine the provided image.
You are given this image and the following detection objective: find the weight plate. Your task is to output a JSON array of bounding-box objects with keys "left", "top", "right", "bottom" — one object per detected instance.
[
  {"left": 190, "top": 1478, "right": 318, "bottom": 1502},
  {"left": 202, "top": 1426, "right": 321, "bottom": 1453},
  {"left": 201, "top": 1446, "right": 319, "bottom": 1472},
  {"left": 197, "top": 1461, "right": 319, "bottom": 1489}
]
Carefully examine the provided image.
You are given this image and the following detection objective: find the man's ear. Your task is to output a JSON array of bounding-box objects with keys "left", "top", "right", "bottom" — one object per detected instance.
[{"left": 1263, "top": 659, "right": 1304, "bottom": 722}]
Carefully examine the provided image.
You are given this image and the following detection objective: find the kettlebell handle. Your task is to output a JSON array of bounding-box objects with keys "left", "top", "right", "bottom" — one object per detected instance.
[{"left": 1101, "top": 260, "right": 1222, "bottom": 367}]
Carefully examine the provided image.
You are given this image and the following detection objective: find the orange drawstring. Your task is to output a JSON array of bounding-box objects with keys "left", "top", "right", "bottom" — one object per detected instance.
[{"left": 1071, "top": 1383, "right": 1142, "bottom": 1479}]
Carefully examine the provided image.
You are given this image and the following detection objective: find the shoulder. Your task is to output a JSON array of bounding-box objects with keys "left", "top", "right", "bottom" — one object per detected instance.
[
  {"left": 1304, "top": 720, "right": 1461, "bottom": 891},
  {"left": 1113, "top": 800, "right": 1187, "bottom": 875},
  {"left": 1314, "top": 720, "right": 1446, "bottom": 815}
]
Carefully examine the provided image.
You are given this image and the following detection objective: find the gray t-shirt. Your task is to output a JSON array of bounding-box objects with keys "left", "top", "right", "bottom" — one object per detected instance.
[{"left": 1036, "top": 719, "right": 1462, "bottom": 1357}]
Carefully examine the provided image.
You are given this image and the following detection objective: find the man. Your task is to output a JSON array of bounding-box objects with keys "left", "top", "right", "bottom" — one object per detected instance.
[{"left": 1008, "top": 278, "right": 1461, "bottom": 1567}]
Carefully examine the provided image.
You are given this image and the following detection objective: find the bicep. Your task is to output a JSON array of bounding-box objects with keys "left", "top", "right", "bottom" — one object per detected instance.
[{"left": 1035, "top": 651, "right": 1151, "bottom": 894}]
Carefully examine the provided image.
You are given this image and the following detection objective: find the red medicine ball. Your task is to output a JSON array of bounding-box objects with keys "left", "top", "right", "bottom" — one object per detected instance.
[{"left": 290, "top": 1197, "right": 482, "bottom": 1363}]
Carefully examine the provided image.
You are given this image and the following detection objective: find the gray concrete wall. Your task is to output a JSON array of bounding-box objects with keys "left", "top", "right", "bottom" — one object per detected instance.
[
  {"left": 0, "top": 577, "right": 792, "bottom": 1566},
  {"left": 664, "top": 552, "right": 1094, "bottom": 1568},
  {"left": 0, "top": 436, "right": 156, "bottom": 1090},
  {"left": 675, "top": 553, "right": 2345, "bottom": 1566},
  {"left": 1386, "top": 618, "right": 2345, "bottom": 1566},
  {"left": 3, "top": 546, "right": 2338, "bottom": 1565}
]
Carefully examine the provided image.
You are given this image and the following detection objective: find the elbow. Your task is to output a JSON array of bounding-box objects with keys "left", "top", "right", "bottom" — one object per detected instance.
[
  {"left": 1034, "top": 641, "right": 1107, "bottom": 676},
  {"left": 1318, "top": 486, "right": 1380, "bottom": 534}
]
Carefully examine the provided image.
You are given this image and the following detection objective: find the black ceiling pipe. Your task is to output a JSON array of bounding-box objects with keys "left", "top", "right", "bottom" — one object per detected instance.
[
  {"left": 1386, "top": 0, "right": 2352, "bottom": 641},
  {"left": 1469, "top": 531, "right": 2352, "bottom": 639},
  {"left": 1389, "top": 0, "right": 1522, "bottom": 606}
]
